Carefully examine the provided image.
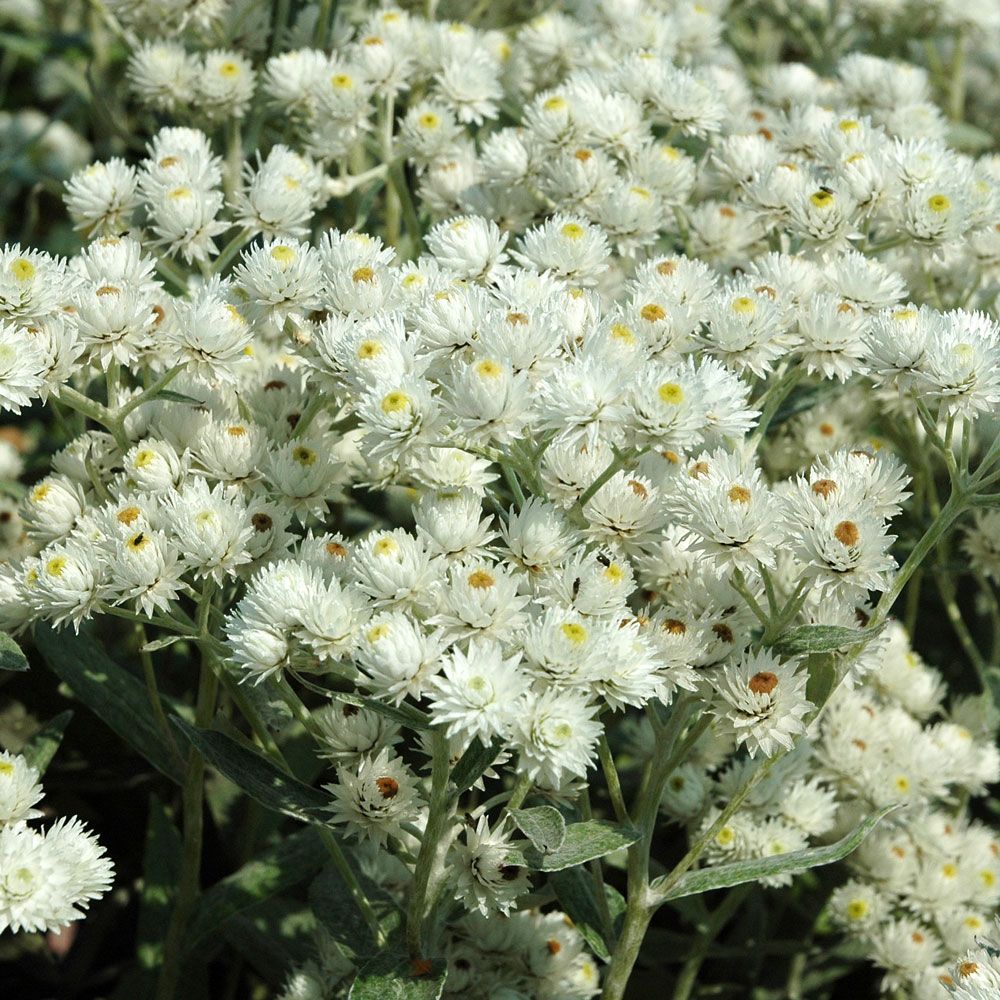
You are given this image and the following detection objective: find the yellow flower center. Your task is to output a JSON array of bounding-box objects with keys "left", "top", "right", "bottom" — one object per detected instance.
[
  {"left": 380, "top": 391, "right": 411, "bottom": 414},
  {"left": 658, "top": 382, "right": 684, "bottom": 405},
  {"left": 560, "top": 622, "right": 588, "bottom": 644},
  {"left": 10, "top": 258, "right": 35, "bottom": 281}
]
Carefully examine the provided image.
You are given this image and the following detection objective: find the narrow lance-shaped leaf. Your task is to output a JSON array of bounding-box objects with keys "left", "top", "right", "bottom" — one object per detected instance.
[
  {"left": 549, "top": 866, "right": 626, "bottom": 963},
  {"left": 449, "top": 737, "right": 501, "bottom": 794},
  {"left": 19, "top": 710, "right": 73, "bottom": 776},
  {"left": 771, "top": 623, "right": 883, "bottom": 658},
  {"left": 0, "top": 630, "right": 28, "bottom": 671},
  {"left": 186, "top": 826, "right": 328, "bottom": 955},
  {"left": 649, "top": 804, "right": 899, "bottom": 903},
  {"left": 35, "top": 624, "right": 184, "bottom": 783},
  {"left": 171, "top": 717, "right": 329, "bottom": 823}
]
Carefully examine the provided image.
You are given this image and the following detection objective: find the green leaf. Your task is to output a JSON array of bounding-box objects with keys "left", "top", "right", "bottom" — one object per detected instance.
[
  {"left": 450, "top": 737, "right": 501, "bottom": 794},
  {"left": 348, "top": 952, "right": 447, "bottom": 1000},
  {"left": 513, "top": 820, "right": 640, "bottom": 872},
  {"left": 0, "top": 631, "right": 28, "bottom": 672},
  {"left": 136, "top": 797, "right": 183, "bottom": 972},
  {"left": 510, "top": 805, "right": 566, "bottom": 853},
  {"left": 339, "top": 692, "right": 430, "bottom": 731},
  {"left": 171, "top": 717, "right": 329, "bottom": 822},
  {"left": 34, "top": 624, "right": 184, "bottom": 783},
  {"left": 309, "top": 864, "right": 401, "bottom": 959},
  {"left": 19, "top": 710, "right": 72, "bottom": 775},
  {"left": 805, "top": 653, "right": 837, "bottom": 707},
  {"left": 948, "top": 121, "right": 995, "bottom": 153},
  {"left": 154, "top": 388, "right": 205, "bottom": 405},
  {"left": 186, "top": 826, "right": 328, "bottom": 955},
  {"left": 649, "top": 804, "right": 898, "bottom": 902},
  {"left": 111, "top": 796, "right": 183, "bottom": 1000},
  {"left": 141, "top": 634, "right": 187, "bottom": 653},
  {"left": 223, "top": 899, "right": 318, "bottom": 987},
  {"left": 771, "top": 624, "right": 879, "bottom": 657},
  {"left": 549, "top": 867, "right": 625, "bottom": 962}
]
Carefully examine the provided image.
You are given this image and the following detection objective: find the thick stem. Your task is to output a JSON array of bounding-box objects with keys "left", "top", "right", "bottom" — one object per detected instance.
[
  {"left": 155, "top": 643, "right": 218, "bottom": 1000},
  {"left": 406, "top": 730, "right": 453, "bottom": 958}
]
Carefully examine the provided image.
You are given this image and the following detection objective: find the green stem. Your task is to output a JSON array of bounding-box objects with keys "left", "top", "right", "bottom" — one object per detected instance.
[
  {"left": 137, "top": 624, "right": 184, "bottom": 773},
  {"left": 748, "top": 364, "right": 804, "bottom": 446},
  {"left": 948, "top": 29, "right": 966, "bottom": 122},
  {"left": 387, "top": 160, "right": 422, "bottom": 259},
  {"left": 598, "top": 735, "right": 632, "bottom": 826},
  {"left": 406, "top": 730, "right": 453, "bottom": 958},
  {"left": 671, "top": 884, "right": 752, "bottom": 1000},
  {"left": 212, "top": 227, "right": 252, "bottom": 276},
  {"left": 869, "top": 487, "right": 967, "bottom": 629},
  {"left": 156, "top": 642, "right": 218, "bottom": 1000},
  {"left": 382, "top": 94, "right": 401, "bottom": 248},
  {"left": 574, "top": 448, "right": 636, "bottom": 514},
  {"left": 318, "top": 827, "right": 385, "bottom": 947}
]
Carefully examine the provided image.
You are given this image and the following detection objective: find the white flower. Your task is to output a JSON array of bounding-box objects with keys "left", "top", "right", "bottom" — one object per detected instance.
[
  {"left": 161, "top": 478, "right": 253, "bottom": 581},
  {"left": 667, "top": 450, "right": 782, "bottom": 575},
  {"left": 0, "top": 816, "right": 114, "bottom": 933},
  {"left": 197, "top": 50, "right": 255, "bottom": 120},
  {"left": 713, "top": 650, "right": 812, "bottom": 758},
  {"left": 511, "top": 688, "right": 602, "bottom": 789},
  {"left": 0, "top": 752, "right": 43, "bottom": 825},
  {"left": 64, "top": 159, "right": 140, "bottom": 236},
  {"left": 512, "top": 216, "right": 611, "bottom": 286},
  {"left": 452, "top": 816, "right": 530, "bottom": 916},
  {"left": 427, "top": 639, "right": 529, "bottom": 746},
  {"left": 356, "top": 611, "right": 447, "bottom": 704},
  {"left": 0, "top": 321, "right": 46, "bottom": 413},
  {"left": 426, "top": 215, "right": 508, "bottom": 282},
  {"left": 326, "top": 749, "right": 423, "bottom": 846}
]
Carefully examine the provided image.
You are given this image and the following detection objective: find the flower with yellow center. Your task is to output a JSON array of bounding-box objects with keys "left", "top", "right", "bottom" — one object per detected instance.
[
  {"left": 10, "top": 258, "right": 35, "bottom": 281},
  {"left": 380, "top": 391, "right": 411, "bottom": 414},
  {"left": 373, "top": 537, "right": 398, "bottom": 557},
  {"left": 810, "top": 189, "right": 834, "bottom": 208},
  {"left": 475, "top": 359, "right": 502, "bottom": 379},
  {"left": 560, "top": 622, "right": 588, "bottom": 644},
  {"left": 270, "top": 244, "right": 296, "bottom": 266},
  {"left": 927, "top": 194, "right": 951, "bottom": 213},
  {"left": 658, "top": 382, "right": 684, "bottom": 405},
  {"left": 560, "top": 222, "right": 585, "bottom": 240}
]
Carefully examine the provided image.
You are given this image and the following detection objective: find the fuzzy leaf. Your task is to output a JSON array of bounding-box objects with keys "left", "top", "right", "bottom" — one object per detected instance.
[
  {"left": 35, "top": 624, "right": 185, "bottom": 783},
  {"left": 141, "top": 634, "right": 187, "bottom": 653},
  {"left": 171, "top": 717, "right": 328, "bottom": 822},
  {"left": 771, "top": 624, "right": 878, "bottom": 657},
  {"left": 154, "top": 388, "right": 204, "bottom": 405},
  {"left": 0, "top": 630, "right": 28, "bottom": 671},
  {"left": 309, "top": 865, "right": 401, "bottom": 959},
  {"left": 186, "top": 827, "right": 328, "bottom": 955},
  {"left": 19, "top": 710, "right": 73, "bottom": 775},
  {"left": 948, "top": 121, "right": 995, "bottom": 153},
  {"left": 514, "top": 820, "right": 639, "bottom": 872},
  {"left": 649, "top": 804, "right": 898, "bottom": 902},
  {"left": 348, "top": 952, "right": 447, "bottom": 1000},
  {"left": 339, "top": 692, "right": 430, "bottom": 731},
  {"left": 450, "top": 737, "right": 501, "bottom": 794},
  {"left": 549, "top": 867, "right": 626, "bottom": 962},
  {"left": 510, "top": 805, "right": 566, "bottom": 854}
]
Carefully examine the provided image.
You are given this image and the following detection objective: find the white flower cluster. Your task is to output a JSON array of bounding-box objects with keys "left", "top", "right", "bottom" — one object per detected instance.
[
  {"left": 819, "top": 625, "right": 1000, "bottom": 999},
  {"left": 3, "top": 0, "right": 1000, "bottom": 995},
  {"left": 0, "top": 750, "right": 113, "bottom": 934}
]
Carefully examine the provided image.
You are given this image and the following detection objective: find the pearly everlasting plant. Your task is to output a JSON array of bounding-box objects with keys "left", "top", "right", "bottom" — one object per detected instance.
[{"left": 1, "top": 1, "right": 1000, "bottom": 999}]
